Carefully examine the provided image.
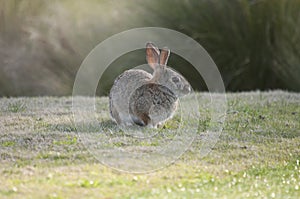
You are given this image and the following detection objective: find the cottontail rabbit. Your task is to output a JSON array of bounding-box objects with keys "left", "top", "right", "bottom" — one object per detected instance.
[{"left": 109, "top": 42, "right": 191, "bottom": 127}]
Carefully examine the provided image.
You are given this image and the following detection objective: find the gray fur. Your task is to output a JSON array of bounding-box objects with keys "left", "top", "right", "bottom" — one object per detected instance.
[{"left": 109, "top": 42, "right": 191, "bottom": 127}]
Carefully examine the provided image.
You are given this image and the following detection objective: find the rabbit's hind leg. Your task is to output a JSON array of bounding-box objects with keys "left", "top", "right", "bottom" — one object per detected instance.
[
  {"left": 131, "top": 113, "right": 150, "bottom": 127},
  {"left": 110, "top": 103, "right": 122, "bottom": 124}
]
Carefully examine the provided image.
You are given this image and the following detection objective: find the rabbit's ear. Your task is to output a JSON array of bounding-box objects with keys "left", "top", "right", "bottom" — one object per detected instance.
[
  {"left": 146, "top": 42, "right": 160, "bottom": 70},
  {"left": 159, "top": 47, "right": 170, "bottom": 66}
]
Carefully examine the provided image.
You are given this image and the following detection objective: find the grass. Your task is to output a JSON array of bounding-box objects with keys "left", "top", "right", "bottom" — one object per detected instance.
[
  {"left": 6, "top": 102, "right": 26, "bottom": 113},
  {"left": 0, "top": 91, "right": 299, "bottom": 198}
]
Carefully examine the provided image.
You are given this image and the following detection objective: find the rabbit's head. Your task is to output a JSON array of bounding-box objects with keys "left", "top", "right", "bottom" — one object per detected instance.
[{"left": 146, "top": 42, "right": 191, "bottom": 97}]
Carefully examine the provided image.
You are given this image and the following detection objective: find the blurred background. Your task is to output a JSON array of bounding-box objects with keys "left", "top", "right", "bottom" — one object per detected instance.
[{"left": 0, "top": 0, "right": 299, "bottom": 97}]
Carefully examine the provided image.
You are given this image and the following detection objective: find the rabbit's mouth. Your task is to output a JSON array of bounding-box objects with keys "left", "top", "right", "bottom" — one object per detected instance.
[
  {"left": 182, "top": 85, "right": 191, "bottom": 95},
  {"left": 175, "top": 84, "right": 191, "bottom": 98}
]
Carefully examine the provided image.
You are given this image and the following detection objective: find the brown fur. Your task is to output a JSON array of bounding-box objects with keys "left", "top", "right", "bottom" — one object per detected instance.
[{"left": 109, "top": 42, "right": 190, "bottom": 127}]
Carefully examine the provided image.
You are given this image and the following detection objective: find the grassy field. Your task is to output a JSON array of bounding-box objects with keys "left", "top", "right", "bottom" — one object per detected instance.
[{"left": 0, "top": 91, "right": 299, "bottom": 198}]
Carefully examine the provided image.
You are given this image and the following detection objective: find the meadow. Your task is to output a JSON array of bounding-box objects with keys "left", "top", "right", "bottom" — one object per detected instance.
[
  {"left": 0, "top": 91, "right": 299, "bottom": 198},
  {"left": 1, "top": 0, "right": 300, "bottom": 198}
]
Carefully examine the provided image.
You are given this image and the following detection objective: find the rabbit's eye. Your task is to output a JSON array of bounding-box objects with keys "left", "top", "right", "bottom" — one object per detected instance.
[{"left": 172, "top": 76, "right": 180, "bottom": 83}]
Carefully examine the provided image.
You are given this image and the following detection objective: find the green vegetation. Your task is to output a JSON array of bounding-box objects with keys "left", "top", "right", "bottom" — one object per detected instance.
[
  {"left": 7, "top": 102, "right": 26, "bottom": 113},
  {"left": 142, "top": 0, "right": 300, "bottom": 91},
  {"left": 0, "top": 0, "right": 300, "bottom": 96},
  {"left": 0, "top": 92, "right": 299, "bottom": 198}
]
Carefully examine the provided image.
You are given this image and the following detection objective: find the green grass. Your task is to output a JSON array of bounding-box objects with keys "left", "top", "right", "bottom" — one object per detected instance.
[
  {"left": 0, "top": 92, "right": 299, "bottom": 198},
  {"left": 7, "top": 102, "right": 26, "bottom": 113}
]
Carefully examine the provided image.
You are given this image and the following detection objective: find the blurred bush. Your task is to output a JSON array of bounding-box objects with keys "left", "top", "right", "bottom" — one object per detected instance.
[
  {"left": 141, "top": 0, "right": 300, "bottom": 91},
  {"left": 0, "top": 0, "right": 140, "bottom": 96},
  {"left": 0, "top": 0, "right": 299, "bottom": 96}
]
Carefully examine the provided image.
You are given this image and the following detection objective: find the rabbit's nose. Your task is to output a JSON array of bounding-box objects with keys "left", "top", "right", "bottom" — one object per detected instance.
[{"left": 184, "top": 85, "right": 191, "bottom": 94}]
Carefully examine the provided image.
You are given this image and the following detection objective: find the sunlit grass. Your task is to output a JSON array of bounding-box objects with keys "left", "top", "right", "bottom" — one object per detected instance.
[{"left": 0, "top": 92, "right": 299, "bottom": 198}]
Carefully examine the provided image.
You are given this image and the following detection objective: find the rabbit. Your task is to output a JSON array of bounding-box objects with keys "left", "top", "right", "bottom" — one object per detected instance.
[{"left": 109, "top": 42, "right": 191, "bottom": 128}]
